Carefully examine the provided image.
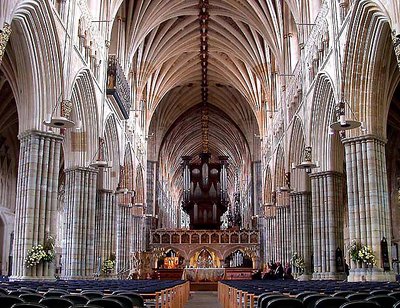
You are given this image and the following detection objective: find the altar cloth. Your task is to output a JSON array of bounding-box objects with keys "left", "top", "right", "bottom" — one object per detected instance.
[{"left": 182, "top": 268, "right": 225, "bottom": 282}]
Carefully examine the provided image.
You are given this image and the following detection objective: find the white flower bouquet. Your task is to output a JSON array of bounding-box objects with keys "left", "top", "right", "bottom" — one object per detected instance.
[
  {"left": 348, "top": 239, "right": 376, "bottom": 266},
  {"left": 291, "top": 252, "right": 305, "bottom": 271},
  {"left": 358, "top": 245, "right": 376, "bottom": 265},
  {"left": 25, "top": 236, "right": 56, "bottom": 268},
  {"left": 102, "top": 259, "right": 116, "bottom": 273},
  {"left": 25, "top": 245, "right": 49, "bottom": 268}
]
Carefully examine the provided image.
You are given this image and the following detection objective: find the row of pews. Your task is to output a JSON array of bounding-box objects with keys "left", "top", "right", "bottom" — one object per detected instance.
[
  {"left": 0, "top": 279, "right": 190, "bottom": 308},
  {"left": 218, "top": 280, "right": 400, "bottom": 308}
]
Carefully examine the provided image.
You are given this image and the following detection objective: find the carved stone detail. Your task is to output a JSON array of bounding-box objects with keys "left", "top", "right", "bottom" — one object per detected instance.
[{"left": 0, "top": 23, "right": 11, "bottom": 65}]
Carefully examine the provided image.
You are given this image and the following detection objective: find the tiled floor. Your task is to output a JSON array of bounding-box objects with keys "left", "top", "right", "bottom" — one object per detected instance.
[{"left": 184, "top": 291, "right": 222, "bottom": 308}]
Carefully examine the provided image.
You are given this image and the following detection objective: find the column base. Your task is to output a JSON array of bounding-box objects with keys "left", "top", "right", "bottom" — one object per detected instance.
[
  {"left": 9, "top": 275, "right": 57, "bottom": 281},
  {"left": 61, "top": 275, "right": 98, "bottom": 280},
  {"left": 312, "top": 272, "right": 346, "bottom": 280},
  {"left": 348, "top": 268, "right": 396, "bottom": 282}
]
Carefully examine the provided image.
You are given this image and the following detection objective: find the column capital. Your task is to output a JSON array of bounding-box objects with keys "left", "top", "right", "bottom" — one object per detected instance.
[
  {"left": 309, "top": 170, "right": 343, "bottom": 179},
  {"left": 18, "top": 129, "right": 64, "bottom": 142},
  {"left": 64, "top": 166, "right": 98, "bottom": 174},
  {"left": 98, "top": 188, "right": 115, "bottom": 194},
  {"left": 289, "top": 190, "right": 311, "bottom": 196},
  {"left": 341, "top": 134, "right": 387, "bottom": 145}
]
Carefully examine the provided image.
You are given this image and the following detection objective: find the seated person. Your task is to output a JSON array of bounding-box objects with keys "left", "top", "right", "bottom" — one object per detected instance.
[
  {"left": 252, "top": 269, "right": 262, "bottom": 280},
  {"left": 262, "top": 264, "right": 275, "bottom": 280}
]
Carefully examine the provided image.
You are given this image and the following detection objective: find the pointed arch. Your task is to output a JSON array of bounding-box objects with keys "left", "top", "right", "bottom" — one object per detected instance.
[
  {"left": 263, "top": 166, "right": 272, "bottom": 204},
  {"left": 135, "top": 165, "right": 145, "bottom": 205},
  {"left": 311, "top": 73, "right": 343, "bottom": 172},
  {"left": 122, "top": 143, "right": 134, "bottom": 191},
  {"left": 288, "top": 116, "right": 308, "bottom": 191},
  {"left": 63, "top": 69, "right": 99, "bottom": 169},
  {"left": 2, "top": 0, "right": 62, "bottom": 132},
  {"left": 274, "top": 144, "right": 285, "bottom": 190},
  {"left": 103, "top": 114, "right": 120, "bottom": 190},
  {"left": 342, "top": 0, "right": 399, "bottom": 139}
]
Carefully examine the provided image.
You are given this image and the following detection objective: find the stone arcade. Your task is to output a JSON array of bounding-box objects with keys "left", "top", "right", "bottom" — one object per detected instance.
[{"left": 0, "top": 0, "right": 399, "bottom": 290}]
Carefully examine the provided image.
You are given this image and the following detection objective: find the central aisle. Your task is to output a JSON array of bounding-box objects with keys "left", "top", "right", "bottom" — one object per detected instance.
[{"left": 184, "top": 291, "right": 221, "bottom": 308}]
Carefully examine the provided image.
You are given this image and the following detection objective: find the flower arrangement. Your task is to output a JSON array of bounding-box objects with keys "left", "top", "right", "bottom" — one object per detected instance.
[
  {"left": 102, "top": 259, "right": 116, "bottom": 273},
  {"left": 42, "top": 235, "right": 55, "bottom": 263},
  {"left": 348, "top": 240, "right": 376, "bottom": 266},
  {"left": 348, "top": 240, "right": 362, "bottom": 262},
  {"left": 25, "top": 236, "right": 56, "bottom": 268},
  {"left": 358, "top": 245, "right": 376, "bottom": 265},
  {"left": 291, "top": 252, "right": 305, "bottom": 271},
  {"left": 25, "top": 245, "right": 47, "bottom": 268},
  {"left": 102, "top": 252, "right": 116, "bottom": 274}
]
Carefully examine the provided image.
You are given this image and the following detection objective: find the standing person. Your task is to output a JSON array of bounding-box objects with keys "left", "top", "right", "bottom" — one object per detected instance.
[
  {"left": 275, "top": 261, "right": 284, "bottom": 279},
  {"left": 344, "top": 259, "right": 350, "bottom": 279}
]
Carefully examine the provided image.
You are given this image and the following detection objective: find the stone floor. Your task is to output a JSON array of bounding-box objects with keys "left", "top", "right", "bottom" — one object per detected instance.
[{"left": 184, "top": 291, "right": 222, "bottom": 308}]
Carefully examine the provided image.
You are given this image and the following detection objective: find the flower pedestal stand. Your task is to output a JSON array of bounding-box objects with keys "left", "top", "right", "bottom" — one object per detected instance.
[
  {"left": 13, "top": 262, "right": 57, "bottom": 281},
  {"left": 297, "top": 272, "right": 312, "bottom": 281},
  {"left": 348, "top": 264, "right": 396, "bottom": 282}
]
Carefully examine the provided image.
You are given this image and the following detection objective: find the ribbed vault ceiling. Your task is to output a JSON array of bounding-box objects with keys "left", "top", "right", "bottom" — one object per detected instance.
[
  {"left": 119, "top": 0, "right": 283, "bottom": 113},
  {"left": 112, "top": 0, "right": 284, "bottom": 197},
  {"left": 153, "top": 103, "right": 252, "bottom": 194}
]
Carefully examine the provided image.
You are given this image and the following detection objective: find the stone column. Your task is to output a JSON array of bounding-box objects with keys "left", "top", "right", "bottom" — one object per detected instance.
[
  {"left": 343, "top": 135, "right": 395, "bottom": 281},
  {"left": 310, "top": 171, "right": 346, "bottom": 280},
  {"left": 265, "top": 216, "right": 277, "bottom": 262},
  {"left": 146, "top": 161, "right": 157, "bottom": 216},
  {"left": 290, "top": 191, "right": 313, "bottom": 279},
  {"left": 63, "top": 167, "right": 98, "bottom": 279},
  {"left": 144, "top": 214, "right": 155, "bottom": 250},
  {"left": 252, "top": 161, "right": 262, "bottom": 216},
  {"left": 259, "top": 216, "right": 267, "bottom": 266},
  {"left": 275, "top": 203, "right": 291, "bottom": 263},
  {"left": 12, "top": 130, "right": 62, "bottom": 280},
  {"left": 94, "top": 189, "right": 116, "bottom": 272},
  {"left": 131, "top": 215, "right": 145, "bottom": 252},
  {"left": 115, "top": 192, "right": 133, "bottom": 273}
]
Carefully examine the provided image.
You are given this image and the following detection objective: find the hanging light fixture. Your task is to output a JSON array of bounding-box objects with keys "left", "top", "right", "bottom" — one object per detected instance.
[
  {"left": 44, "top": 99, "right": 76, "bottom": 129},
  {"left": 278, "top": 172, "right": 292, "bottom": 192},
  {"left": 329, "top": 100, "right": 361, "bottom": 131},
  {"left": 89, "top": 137, "right": 111, "bottom": 168},
  {"left": 294, "top": 146, "right": 319, "bottom": 174}
]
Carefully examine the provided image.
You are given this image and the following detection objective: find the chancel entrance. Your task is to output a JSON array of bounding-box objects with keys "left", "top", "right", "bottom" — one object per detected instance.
[{"left": 150, "top": 229, "right": 259, "bottom": 283}]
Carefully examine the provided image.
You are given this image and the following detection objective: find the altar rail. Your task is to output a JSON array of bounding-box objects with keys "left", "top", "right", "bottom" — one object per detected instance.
[{"left": 151, "top": 229, "right": 259, "bottom": 245}]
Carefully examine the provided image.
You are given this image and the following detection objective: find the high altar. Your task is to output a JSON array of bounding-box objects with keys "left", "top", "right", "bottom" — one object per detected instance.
[{"left": 150, "top": 228, "right": 259, "bottom": 281}]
